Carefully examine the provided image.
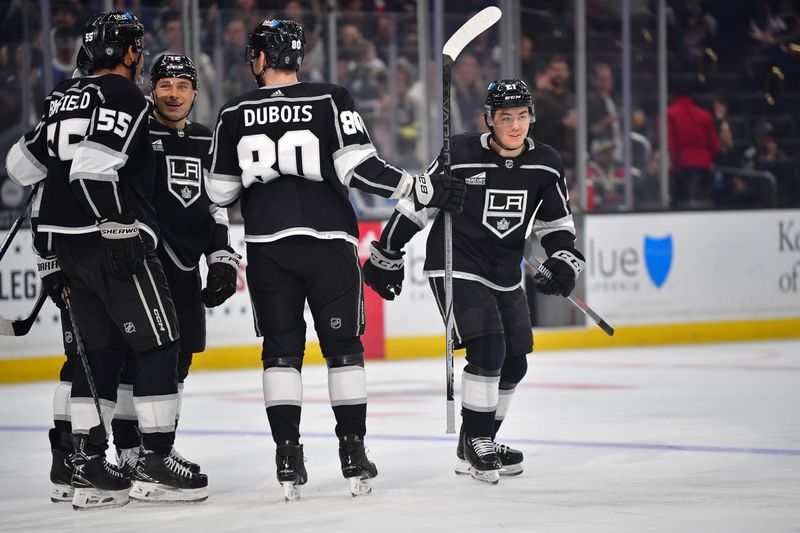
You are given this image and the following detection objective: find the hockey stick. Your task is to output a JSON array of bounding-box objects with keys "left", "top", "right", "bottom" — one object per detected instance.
[
  {"left": 0, "top": 182, "right": 40, "bottom": 262},
  {"left": 63, "top": 289, "right": 107, "bottom": 446},
  {"left": 0, "top": 289, "right": 46, "bottom": 336},
  {"left": 442, "top": 6, "right": 502, "bottom": 433},
  {"left": 524, "top": 256, "right": 615, "bottom": 336}
]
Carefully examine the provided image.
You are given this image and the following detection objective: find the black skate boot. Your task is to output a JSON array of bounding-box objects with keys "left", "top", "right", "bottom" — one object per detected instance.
[
  {"left": 49, "top": 429, "right": 74, "bottom": 502},
  {"left": 456, "top": 428, "right": 523, "bottom": 477},
  {"left": 71, "top": 436, "right": 131, "bottom": 510},
  {"left": 460, "top": 432, "right": 501, "bottom": 485},
  {"left": 129, "top": 448, "right": 208, "bottom": 503},
  {"left": 169, "top": 447, "right": 201, "bottom": 474},
  {"left": 338, "top": 434, "right": 377, "bottom": 497},
  {"left": 276, "top": 441, "right": 307, "bottom": 502},
  {"left": 493, "top": 442, "right": 523, "bottom": 476},
  {"left": 116, "top": 447, "right": 139, "bottom": 479}
]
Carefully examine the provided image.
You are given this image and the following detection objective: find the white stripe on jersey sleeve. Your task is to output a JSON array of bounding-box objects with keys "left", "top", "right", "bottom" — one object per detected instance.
[
  {"left": 205, "top": 170, "right": 242, "bottom": 205},
  {"left": 389, "top": 171, "right": 415, "bottom": 199},
  {"left": 209, "top": 202, "right": 230, "bottom": 227},
  {"left": 5, "top": 137, "right": 47, "bottom": 186},
  {"left": 533, "top": 213, "right": 576, "bottom": 240},
  {"left": 69, "top": 141, "right": 127, "bottom": 183},
  {"left": 396, "top": 197, "right": 429, "bottom": 229},
  {"left": 332, "top": 143, "right": 377, "bottom": 185}
]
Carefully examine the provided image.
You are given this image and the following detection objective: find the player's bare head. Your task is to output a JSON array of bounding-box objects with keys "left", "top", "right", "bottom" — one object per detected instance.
[
  {"left": 484, "top": 79, "right": 534, "bottom": 151},
  {"left": 246, "top": 19, "right": 305, "bottom": 85},
  {"left": 82, "top": 11, "right": 145, "bottom": 82},
  {"left": 150, "top": 54, "right": 198, "bottom": 124}
]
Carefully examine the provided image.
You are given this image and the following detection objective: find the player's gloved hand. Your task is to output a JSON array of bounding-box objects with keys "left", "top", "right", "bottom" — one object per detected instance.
[
  {"left": 36, "top": 255, "right": 69, "bottom": 310},
  {"left": 412, "top": 172, "right": 465, "bottom": 213},
  {"left": 202, "top": 247, "right": 241, "bottom": 307},
  {"left": 98, "top": 214, "right": 145, "bottom": 278},
  {"left": 362, "top": 241, "right": 404, "bottom": 300},
  {"left": 533, "top": 249, "right": 585, "bottom": 297}
]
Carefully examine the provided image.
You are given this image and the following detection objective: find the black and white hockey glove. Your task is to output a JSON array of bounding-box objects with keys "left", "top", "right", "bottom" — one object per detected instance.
[
  {"left": 412, "top": 172, "right": 465, "bottom": 213},
  {"left": 37, "top": 255, "right": 69, "bottom": 310},
  {"left": 98, "top": 215, "right": 145, "bottom": 278},
  {"left": 533, "top": 249, "right": 586, "bottom": 297},
  {"left": 362, "top": 241, "right": 405, "bottom": 301},
  {"left": 202, "top": 248, "right": 241, "bottom": 308}
]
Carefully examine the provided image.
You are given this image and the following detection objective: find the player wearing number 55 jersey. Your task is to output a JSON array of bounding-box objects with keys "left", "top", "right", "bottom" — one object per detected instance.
[
  {"left": 206, "top": 19, "right": 464, "bottom": 500},
  {"left": 5, "top": 12, "right": 206, "bottom": 509}
]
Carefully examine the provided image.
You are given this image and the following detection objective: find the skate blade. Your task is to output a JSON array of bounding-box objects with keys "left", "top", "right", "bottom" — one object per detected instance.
[
  {"left": 348, "top": 476, "right": 373, "bottom": 497},
  {"left": 468, "top": 467, "right": 500, "bottom": 485},
  {"left": 130, "top": 481, "right": 208, "bottom": 503},
  {"left": 51, "top": 483, "right": 74, "bottom": 502},
  {"left": 71, "top": 487, "right": 130, "bottom": 510},
  {"left": 454, "top": 459, "right": 470, "bottom": 476},
  {"left": 499, "top": 464, "right": 523, "bottom": 477},
  {"left": 281, "top": 481, "right": 302, "bottom": 502}
]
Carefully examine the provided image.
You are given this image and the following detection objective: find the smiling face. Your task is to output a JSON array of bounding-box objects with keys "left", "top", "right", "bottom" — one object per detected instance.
[
  {"left": 491, "top": 105, "right": 531, "bottom": 151},
  {"left": 152, "top": 77, "right": 196, "bottom": 123}
]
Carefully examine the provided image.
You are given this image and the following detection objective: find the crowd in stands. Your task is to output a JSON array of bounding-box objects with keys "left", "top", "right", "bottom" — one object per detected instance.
[{"left": 0, "top": 0, "right": 798, "bottom": 222}]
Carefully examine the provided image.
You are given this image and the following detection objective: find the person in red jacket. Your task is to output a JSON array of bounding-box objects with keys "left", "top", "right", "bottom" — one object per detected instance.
[{"left": 667, "top": 82, "right": 720, "bottom": 208}]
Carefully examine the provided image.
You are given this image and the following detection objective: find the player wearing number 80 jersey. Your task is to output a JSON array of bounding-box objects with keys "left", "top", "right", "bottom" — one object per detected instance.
[{"left": 206, "top": 19, "right": 464, "bottom": 500}]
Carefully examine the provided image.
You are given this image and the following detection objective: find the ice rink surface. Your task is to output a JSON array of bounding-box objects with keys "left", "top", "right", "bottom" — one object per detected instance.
[{"left": 0, "top": 340, "right": 798, "bottom": 532}]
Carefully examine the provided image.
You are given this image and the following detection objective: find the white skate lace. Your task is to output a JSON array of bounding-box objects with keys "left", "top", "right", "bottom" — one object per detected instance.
[
  {"left": 471, "top": 437, "right": 495, "bottom": 457},
  {"left": 165, "top": 454, "right": 194, "bottom": 478},
  {"left": 169, "top": 447, "right": 195, "bottom": 467},
  {"left": 494, "top": 443, "right": 509, "bottom": 455},
  {"left": 104, "top": 460, "right": 124, "bottom": 478},
  {"left": 118, "top": 448, "right": 139, "bottom": 469}
]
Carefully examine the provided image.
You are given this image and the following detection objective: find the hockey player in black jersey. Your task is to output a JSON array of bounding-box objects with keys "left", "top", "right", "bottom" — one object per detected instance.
[
  {"left": 111, "top": 54, "right": 240, "bottom": 499},
  {"left": 206, "top": 19, "right": 464, "bottom": 500},
  {"left": 363, "top": 79, "right": 586, "bottom": 484},
  {"left": 5, "top": 12, "right": 206, "bottom": 508}
]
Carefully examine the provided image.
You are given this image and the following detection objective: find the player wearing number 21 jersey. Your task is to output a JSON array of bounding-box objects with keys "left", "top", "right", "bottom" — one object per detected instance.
[{"left": 206, "top": 19, "right": 464, "bottom": 501}]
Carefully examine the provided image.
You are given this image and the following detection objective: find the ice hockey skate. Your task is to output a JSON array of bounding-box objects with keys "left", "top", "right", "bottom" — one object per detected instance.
[
  {"left": 71, "top": 437, "right": 131, "bottom": 510},
  {"left": 170, "top": 447, "right": 201, "bottom": 474},
  {"left": 129, "top": 448, "right": 208, "bottom": 503},
  {"left": 50, "top": 448, "right": 74, "bottom": 502},
  {"left": 338, "top": 434, "right": 378, "bottom": 497},
  {"left": 456, "top": 429, "right": 523, "bottom": 477},
  {"left": 456, "top": 432, "right": 501, "bottom": 485},
  {"left": 276, "top": 441, "right": 307, "bottom": 502}
]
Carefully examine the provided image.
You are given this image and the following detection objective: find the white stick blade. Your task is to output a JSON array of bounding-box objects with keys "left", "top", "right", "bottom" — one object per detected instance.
[
  {"left": 0, "top": 319, "right": 15, "bottom": 336},
  {"left": 442, "top": 6, "right": 502, "bottom": 59}
]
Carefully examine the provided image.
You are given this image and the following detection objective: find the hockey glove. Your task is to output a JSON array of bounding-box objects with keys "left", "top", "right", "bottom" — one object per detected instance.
[
  {"left": 533, "top": 249, "right": 586, "bottom": 297},
  {"left": 201, "top": 248, "right": 241, "bottom": 308},
  {"left": 412, "top": 172, "right": 465, "bottom": 213},
  {"left": 362, "top": 241, "right": 405, "bottom": 300},
  {"left": 98, "top": 215, "right": 145, "bottom": 278},
  {"left": 37, "top": 255, "right": 69, "bottom": 310}
]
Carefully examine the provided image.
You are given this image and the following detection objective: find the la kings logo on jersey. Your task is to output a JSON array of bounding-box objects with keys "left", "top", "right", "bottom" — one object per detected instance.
[
  {"left": 166, "top": 155, "right": 202, "bottom": 207},
  {"left": 482, "top": 189, "right": 527, "bottom": 238}
]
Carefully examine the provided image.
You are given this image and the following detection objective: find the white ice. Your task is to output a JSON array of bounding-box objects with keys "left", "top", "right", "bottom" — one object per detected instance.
[{"left": 0, "top": 340, "right": 798, "bottom": 532}]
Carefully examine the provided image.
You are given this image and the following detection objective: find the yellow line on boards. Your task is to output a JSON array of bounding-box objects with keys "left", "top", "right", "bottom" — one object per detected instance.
[{"left": 1, "top": 317, "right": 797, "bottom": 384}]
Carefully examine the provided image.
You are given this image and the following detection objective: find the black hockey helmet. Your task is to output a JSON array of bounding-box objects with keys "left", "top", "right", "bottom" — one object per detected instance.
[
  {"left": 484, "top": 79, "right": 535, "bottom": 125},
  {"left": 75, "top": 45, "right": 93, "bottom": 76},
  {"left": 246, "top": 19, "right": 305, "bottom": 72},
  {"left": 150, "top": 54, "right": 198, "bottom": 90},
  {"left": 82, "top": 11, "right": 144, "bottom": 71}
]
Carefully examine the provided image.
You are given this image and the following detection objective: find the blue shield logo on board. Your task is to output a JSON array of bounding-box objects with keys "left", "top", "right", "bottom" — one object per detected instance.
[{"left": 643, "top": 235, "right": 672, "bottom": 288}]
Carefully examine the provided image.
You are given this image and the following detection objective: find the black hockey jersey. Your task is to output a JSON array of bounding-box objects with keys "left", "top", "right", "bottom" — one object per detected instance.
[
  {"left": 381, "top": 133, "right": 577, "bottom": 290},
  {"left": 149, "top": 116, "right": 229, "bottom": 270},
  {"left": 207, "top": 81, "right": 414, "bottom": 246},
  {"left": 5, "top": 74, "right": 158, "bottom": 244}
]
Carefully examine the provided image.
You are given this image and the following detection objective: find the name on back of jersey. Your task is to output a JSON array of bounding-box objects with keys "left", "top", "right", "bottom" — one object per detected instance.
[
  {"left": 243, "top": 105, "right": 313, "bottom": 126},
  {"left": 48, "top": 92, "right": 92, "bottom": 116}
]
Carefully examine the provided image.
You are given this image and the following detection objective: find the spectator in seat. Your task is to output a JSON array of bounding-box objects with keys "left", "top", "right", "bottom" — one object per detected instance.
[{"left": 667, "top": 80, "right": 720, "bottom": 208}]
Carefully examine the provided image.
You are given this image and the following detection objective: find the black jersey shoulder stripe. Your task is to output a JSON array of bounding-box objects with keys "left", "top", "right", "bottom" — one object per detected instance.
[
  {"left": 520, "top": 164, "right": 560, "bottom": 176},
  {"left": 120, "top": 105, "right": 149, "bottom": 155},
  {"left": 451, "top": 163, "right": 498, "bottom": 169}
]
